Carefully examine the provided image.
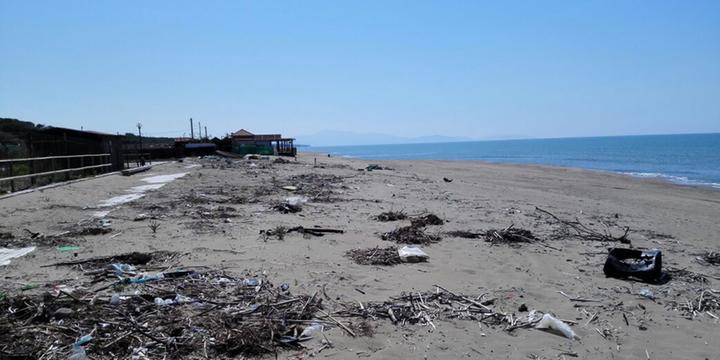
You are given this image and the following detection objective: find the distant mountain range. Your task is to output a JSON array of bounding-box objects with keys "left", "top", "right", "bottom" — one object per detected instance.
[{"left": 295, "top": 130, "right": 475, "bottom": 147}]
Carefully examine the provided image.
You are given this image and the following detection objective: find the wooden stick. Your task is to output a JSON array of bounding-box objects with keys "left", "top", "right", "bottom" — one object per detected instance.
[{"left": 318, "top": 309, "right": 356, "bottom": 337}]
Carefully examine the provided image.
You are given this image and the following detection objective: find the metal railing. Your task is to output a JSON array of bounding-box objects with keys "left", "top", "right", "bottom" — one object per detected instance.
[{"left": 0, "top": 153, "right": 112, "bottom": 193}]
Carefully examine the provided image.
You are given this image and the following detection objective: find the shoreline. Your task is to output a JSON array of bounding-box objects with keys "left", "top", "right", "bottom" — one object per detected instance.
[{"left": 301, "top": 150, "right": 720, "bottom": 192}]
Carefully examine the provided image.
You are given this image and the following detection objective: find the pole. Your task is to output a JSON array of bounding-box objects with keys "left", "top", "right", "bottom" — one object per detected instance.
[
  {"left": 198, "top": 122, "right": 202, "bottom": 140},
  {"left": 204, "top": 126, "right": 208, "bottom": 139},
  {"left": 137, "top": 123, "right": 144, "bottom": 166},
  {"left": 190, "top": 118, "right": 194, "bottom": 139}
]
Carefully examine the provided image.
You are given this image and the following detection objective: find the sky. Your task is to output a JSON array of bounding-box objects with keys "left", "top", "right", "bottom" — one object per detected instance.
[{"left": 1, "top": 0, "right": 719, "bottom": 141}]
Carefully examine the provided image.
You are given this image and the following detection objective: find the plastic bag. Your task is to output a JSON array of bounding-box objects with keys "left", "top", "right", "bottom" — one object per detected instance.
[
  {"left": 535, "top": 314, "right": 577, "bottom": 340},
  {"left": 398, "top": 246, "right": 429, "bottom": 263}
]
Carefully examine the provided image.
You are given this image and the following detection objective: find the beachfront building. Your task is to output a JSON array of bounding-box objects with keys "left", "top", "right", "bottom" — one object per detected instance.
[{"left": 230, "top": 129, "right": 296, "bottom": 156}]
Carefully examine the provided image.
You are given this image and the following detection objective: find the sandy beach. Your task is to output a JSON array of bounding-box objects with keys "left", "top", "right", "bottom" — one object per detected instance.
[{"left": 1, "top": 152, "right": 719, "bottom": 359}]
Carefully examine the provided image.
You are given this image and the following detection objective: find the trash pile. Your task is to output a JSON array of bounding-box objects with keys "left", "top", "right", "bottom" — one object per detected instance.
[
  {"left": 484, "top": 225, "right": 537, "bottom": 246},
  {"left": 0, "top": 254, "right": 327, "bottom": 359}
]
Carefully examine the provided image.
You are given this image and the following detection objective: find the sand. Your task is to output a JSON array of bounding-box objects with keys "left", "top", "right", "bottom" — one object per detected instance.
[{"left": 1, "top": 152, "right": 719, "bottom": 359}]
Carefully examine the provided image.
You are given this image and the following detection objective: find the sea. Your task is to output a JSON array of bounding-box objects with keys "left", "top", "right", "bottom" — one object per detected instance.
[{"left": 304, "top": 133, "right": 720, "bottom": 189}]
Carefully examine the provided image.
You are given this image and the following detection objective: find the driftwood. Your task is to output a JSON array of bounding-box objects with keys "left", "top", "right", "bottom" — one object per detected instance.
[
  {"left": 261, "top": 226, "right": 344, "bottom": 240},
  {"left": 0, "top": 263, "right": 326, "bottom": 359},
  {"left": 334, "top": 285, "right": 529, "bottom": 331},
  {"left": 535, "top": 207, "right": 631, "bottom": 244}
]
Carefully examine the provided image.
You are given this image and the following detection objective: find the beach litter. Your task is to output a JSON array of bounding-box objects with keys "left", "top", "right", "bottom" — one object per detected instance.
[
  {"left": 603, "top": 248, "right": 664, "bottom": 283},
  {"left": 534, "top": 313, "right": 578, "bottom": 340},
  {"left": 58, "top": 245, "right": 81, "bottom": 252},
  {"left": 0, "top": 246, "right": 36, "bottom": 266},
  {"left": 0, "top": 264, "right": 326, "bottom": 359},
  {"left": 398, "top": 245, "right": 429, "bottom": 263}
]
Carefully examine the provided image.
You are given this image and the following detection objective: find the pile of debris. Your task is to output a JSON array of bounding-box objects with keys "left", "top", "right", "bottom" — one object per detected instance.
[
  {"left": 669, "top": 289, "right": 720, "bottom": 319},
  {"left": 284, "top": 173, "right": 348, "bottom": 203},
  {"left": 410, "top": 214, "right": 444, "bottom": 227},
  {"left": 485, "top": 225, "right": 537, "bottom": 246},
  {"left": 381, "top": 225, "right": 440, "bottom": 245},
  {"left": 346, "top": 246, "right": 402, "bottom": 266},
  {"left": 0, "top": 254, "right": 327, "bottom": 359},
  {"left": 374, "top": 211, "right": 407, "bottom": 222},
  {"left": 336, "top": 285, "right": 508, "bottom": 329}
]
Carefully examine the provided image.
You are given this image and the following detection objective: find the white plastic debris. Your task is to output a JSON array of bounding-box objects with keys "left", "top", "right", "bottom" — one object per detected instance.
[
  {"left": 285, "top": 196, "right": 309, "bottom": 207},
  {"left": 639, "top": 288, "right": 655, "bottom": 300},
  {"left": 282, "top": 185, "right": 298, "bottom": 191},
  {"left": 299, "top": 322, "right": 323, "bottom": 339},
  {"left": 535, "top": 313, "right": 578, "bottom": 340},
  {"left": 0, "top": 246, "right": 36, "bottom": 266},
  {"left": 154, "top": 297, "right": 175, "bottom": 306},
  {"left": 398, "top": 246, "right": 429, "bottom": 263}
]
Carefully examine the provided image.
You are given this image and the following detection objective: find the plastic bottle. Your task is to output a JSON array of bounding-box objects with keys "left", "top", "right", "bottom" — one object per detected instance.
[{"left": 535, "top": 314, "right": 577, "bottom": 340}]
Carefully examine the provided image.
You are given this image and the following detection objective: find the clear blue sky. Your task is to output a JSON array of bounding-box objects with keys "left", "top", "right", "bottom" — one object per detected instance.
[{"left": 1, "top": 0, "right": 718, "bottom": 139}]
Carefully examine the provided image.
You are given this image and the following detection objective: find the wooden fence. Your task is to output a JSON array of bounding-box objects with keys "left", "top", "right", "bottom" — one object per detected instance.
[{"left": 0, "top": 153, "right": 113, "bottom": 193}]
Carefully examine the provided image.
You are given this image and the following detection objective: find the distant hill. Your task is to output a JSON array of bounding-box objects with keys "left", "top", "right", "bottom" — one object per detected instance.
[{"left": 296, "top": 130, "right": 474, "bottom": 147}]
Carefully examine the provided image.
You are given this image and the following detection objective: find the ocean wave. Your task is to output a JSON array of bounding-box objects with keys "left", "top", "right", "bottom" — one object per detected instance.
[{"left": 623, "top": 172, "right": 720, "bottom": 188}]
